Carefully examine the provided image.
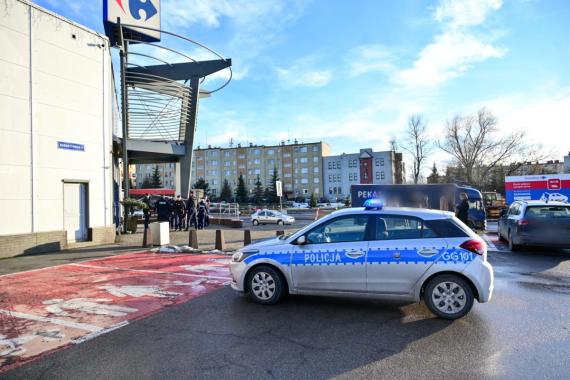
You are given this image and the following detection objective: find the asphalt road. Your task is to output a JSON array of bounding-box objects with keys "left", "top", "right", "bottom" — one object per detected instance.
[{"left": 4, "top": 248, "right": 570, "bottom": 380}]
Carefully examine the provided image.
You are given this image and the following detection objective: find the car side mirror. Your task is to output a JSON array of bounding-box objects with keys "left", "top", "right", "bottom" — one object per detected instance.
[{"left": 296, "top": 236, "right": 306, "bottom": 245}]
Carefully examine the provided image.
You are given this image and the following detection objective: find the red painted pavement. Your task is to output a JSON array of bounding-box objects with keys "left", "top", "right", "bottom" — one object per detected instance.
[{"left": 0, "top": 252, "right": 231, "bottom": 372}]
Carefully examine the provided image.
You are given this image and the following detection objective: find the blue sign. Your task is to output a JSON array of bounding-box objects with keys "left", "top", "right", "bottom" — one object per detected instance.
[{"left": 57, "top": 141, "right": 85, "bottom": 152}]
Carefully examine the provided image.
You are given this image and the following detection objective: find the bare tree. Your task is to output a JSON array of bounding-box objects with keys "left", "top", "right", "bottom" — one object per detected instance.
[
  {"left": 402, "top": 114, "right": 432, "bottom": 184},
  {"left": 438, "top": 108, "right": 527, "bottom": 185}
]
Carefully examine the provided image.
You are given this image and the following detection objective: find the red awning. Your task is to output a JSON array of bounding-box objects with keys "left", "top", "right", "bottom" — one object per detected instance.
[{"left": 129, "top": 188, "right": 175, "bottom": 196}]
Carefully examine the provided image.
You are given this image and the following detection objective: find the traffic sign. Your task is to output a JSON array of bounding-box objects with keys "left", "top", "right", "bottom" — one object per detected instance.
[{"left": 276, "top": 180, "right": 283, "bottom": 197}]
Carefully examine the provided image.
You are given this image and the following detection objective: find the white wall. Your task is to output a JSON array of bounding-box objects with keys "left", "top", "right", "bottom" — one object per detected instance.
[{"left": 0, "top": 0, "right": 114, "bottom": 235}]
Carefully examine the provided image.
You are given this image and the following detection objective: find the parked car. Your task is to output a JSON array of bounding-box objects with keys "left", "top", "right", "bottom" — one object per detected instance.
[
  {"left": 231, "top": 199, "right": 494, "bottom": 320},
  {"left": 132, "top": 209, "right": 145, "bottom": 219},
  {"left": 498, "top": 200, "right": 570, "bottom": 250},
  {"left": 251, "top": 210, "right": 295, "bottom": 226},
  {"left": 292, "top": 202, "right": 310, "bottom": 209}
]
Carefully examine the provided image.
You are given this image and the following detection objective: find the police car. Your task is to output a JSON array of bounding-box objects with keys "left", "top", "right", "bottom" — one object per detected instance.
[{"left": 230, "top": 199, "right": 494, "bottom": 319}]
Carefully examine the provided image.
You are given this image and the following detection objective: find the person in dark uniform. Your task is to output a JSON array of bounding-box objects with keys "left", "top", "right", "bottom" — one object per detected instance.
[
  {"left": 455, "top": 192, "right": 470, "bottom": 226},
  {"left": 167, "top": 196, "right": 175, "bottom": 230},
  {"left": 197, "top": 199, "right": 207, "bottom": 230},
  {"left": 156, "top": 195, "right": 170, "bottom": 222},
  {"left": 173, "top": 195, "right": 186, "bottom": 231},
  {"left": 185, "top": 191, "right": 197, "bottom": 231},
  {"left": 142, "top": 193, "right": 151, "bottom": 229}
]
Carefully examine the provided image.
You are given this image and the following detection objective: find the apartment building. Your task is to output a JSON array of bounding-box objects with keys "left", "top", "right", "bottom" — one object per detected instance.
[
  {"left": 134, "top": 163, "right": 177, "bottom": 189},
  {"left": 192, "top": 141, "right": 330, "bottom": 199},
  {"left": 323, "top": 149, "right": 405, "bottom": 201}
]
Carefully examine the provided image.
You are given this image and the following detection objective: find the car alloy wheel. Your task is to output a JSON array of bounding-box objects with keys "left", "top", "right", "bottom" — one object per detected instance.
[
  {"left": 425, "top": 275, "right": 474, "bottom": 319},
  {"left": 251, "top": 272, "right": 276, "bottom": 300},
  {"left": 252, "top": 220, "right": 259, "bottom": 226},
  {"left": 277, "top": 220, "right": 284, "bottom": 225},
  {"left": 247, "top": 266, "right": 285, "bottom": 305}
]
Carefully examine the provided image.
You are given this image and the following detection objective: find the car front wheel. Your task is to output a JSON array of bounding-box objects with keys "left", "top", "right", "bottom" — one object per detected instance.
[
  {"left": 247, "top": 266, "right": 285, "bottom": 305},
  {"left": 277, "top": 220, "right": 284, "bottom": 225},
  {"left": 424, "top": 275, "right": 474, "bottom": 320}
]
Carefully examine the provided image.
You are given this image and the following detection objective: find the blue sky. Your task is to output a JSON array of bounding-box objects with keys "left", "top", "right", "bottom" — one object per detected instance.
[{"left": 35, "top": 0, "right": 570, "bottom": 175}]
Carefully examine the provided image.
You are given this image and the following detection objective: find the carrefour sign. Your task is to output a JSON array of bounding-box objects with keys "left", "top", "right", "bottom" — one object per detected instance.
[
  {"left": 505, "top": 174, "right": 570, "bottom": 205},
  {"left": 104, "top": 0, "right": 161, "bottom": 43}
]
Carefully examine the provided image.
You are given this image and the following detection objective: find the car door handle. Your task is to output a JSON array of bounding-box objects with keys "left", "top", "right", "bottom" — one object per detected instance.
[
  {"left": 346, "top": 250, "right": 365, "bottom": 259},
  {"left": 418, "top": 248, "right": 438, "bottom": 256},
  {"left": 393, "top": 252, "right": 401, "bottom": 259}
]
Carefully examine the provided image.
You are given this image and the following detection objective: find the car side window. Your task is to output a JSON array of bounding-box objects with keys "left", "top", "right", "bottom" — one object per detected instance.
[
  {"left": 508, "top": 203, "right": 518, "bottom": 216},
  {"left": 375, "top": 215, "right": 437, "bottom": 240},
  {"left": 305, "top": 215, "right": 370, "bottom": 244}
]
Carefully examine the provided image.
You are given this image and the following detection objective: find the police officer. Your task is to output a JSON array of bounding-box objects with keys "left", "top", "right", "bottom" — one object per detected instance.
[
  {"left": 142, "top": 193, "right": 151, "bottom": 229},
  {"left": 185, "top": 191, "right": 197, "bottom": 231},
  {"left": 167, "top": 196, "right": 175, "bottom": 230},
  {"left": 456, "top": 192, "right": 470, "bottom": 226},
  {"left": 197, "top": 199, "right": 207, "bottom": 230},
  {"left": 173, "top": 195, "right": 186, "bottom": 231},
  {"left": 155, "top": 195, "right": 170, "bottom": 222}
]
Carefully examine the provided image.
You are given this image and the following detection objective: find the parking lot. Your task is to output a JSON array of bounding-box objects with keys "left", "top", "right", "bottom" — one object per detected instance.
[{"left": 2, "top": 238, "right": 570, "bottom": 379}]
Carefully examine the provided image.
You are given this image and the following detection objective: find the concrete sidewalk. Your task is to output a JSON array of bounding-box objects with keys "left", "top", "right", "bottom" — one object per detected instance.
[{"left": 0, "top": 227, "right": 294, "bottom": 276}]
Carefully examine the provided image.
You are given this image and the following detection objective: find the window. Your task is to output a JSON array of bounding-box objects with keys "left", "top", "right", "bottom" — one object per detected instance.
[
  {"left": 254, "top": 159, "right": 261, "bottom": 164},
  {"left": 224, "top": 151, "right": 231, "bottom": 157},
  {"left": 253, "top": 149, "right": 261, "bottom": 155},
  {"left": 525, "top": 205, "right": 570, "bottom": 219},
  {"left": 312, "top": 146, "right": 318, "bottom": 152},
  {"left": 211, "top": 189, "right": 217, "bottom": 195},
  {"left": 299, "top": 147, "right": 308, "bottom": 153},
  {"left": 328, "top": 175, "right": 332, "bottom": 182},
  {"left": 381, "top": 172, "right": 385, "bottom": 180},
  {"left": 313, "top": 157, "right": 319, "bottom": 163},
  {"left": 211, "top": 161, "right": 219, "bottom": 166},
  {"left": 301, "top": 178, "right": 309, "bottom": 184},
  {"left": 375, "top": 215, "right": 437, "bottom": 240},
  {"left": 380, "top": 158, "right": 385, "bottom": 166},
  {"left": 267, "top": 149, "right": 274, "bottom": 155},
  {"left": 284, "top": 153, "right": 291, "bottom": 158},
  {"left": 314, "top": 178, "right": 320, "bottom": 184},
  {"left": 238, "top": 154, "right": 246, "bottom": 159},
  {"left": 328, "top": 162, "right": 332, "bottom": 169},
  {"left": 376, "top": 172, "right": 380, "bottom": 180},
  {"left": 305, "top": 215, "right": 370, "bottom": 244},
  {"left": 300, "top": 157, "right": 308, "bottom": 164},
  {"left": 349, "top": 173, "right": 353, "bottom": 181},
  {"left": 225, "top": 170, "right": 231, "bottom": 176},
  {"left": 314, "top": 167, "right": 319, "bottom": 173},
  {"left": 425, "top": 219, "right": 469, "bottom": 237},
  {"left": 284, "top": 173, "right": 292, "bottom": 178},
  {"left": 254, "top": 169, "right": 261, "bottom": 175},
  {"left": 301, "top": 168, "right": 308, "bottom": 174},
  {"left": 225, "top": 161, "right": 231, "bottom": 167},
  {"left": 284, "top": 163, "right": 292, "bottom": 168}
]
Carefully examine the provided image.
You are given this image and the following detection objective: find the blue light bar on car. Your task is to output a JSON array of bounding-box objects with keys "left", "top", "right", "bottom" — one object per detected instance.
[{"left": 363, "top": 198, "right": 383, "bottom": 210}]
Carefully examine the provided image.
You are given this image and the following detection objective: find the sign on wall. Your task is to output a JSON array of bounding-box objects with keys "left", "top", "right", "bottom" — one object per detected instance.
[
  {"left": 103, "top": 0, "right": 161, "bottom": 44},
  {"left": 505, "top": 174, "right": 570, "bottom": 205},
  {"left": 58, "top": 141, "right": 85, "bottom": 152}
]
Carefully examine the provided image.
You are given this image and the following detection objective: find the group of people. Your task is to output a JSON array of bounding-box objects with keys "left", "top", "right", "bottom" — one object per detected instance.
[{"left": 142, "top": 192, "right": 211, "bottom": 231}]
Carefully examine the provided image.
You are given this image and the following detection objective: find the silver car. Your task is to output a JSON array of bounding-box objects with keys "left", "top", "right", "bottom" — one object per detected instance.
[
  {"left": 251, "top": 210, "right": 295, "bottom": 226},
  {"left": 231, "top": 202, "right": 494, "bottom": 319}
]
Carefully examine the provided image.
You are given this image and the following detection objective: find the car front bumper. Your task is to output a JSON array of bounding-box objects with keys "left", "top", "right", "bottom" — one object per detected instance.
[{"left": 229, "top": 260, "right": 248, "bottom": 293}]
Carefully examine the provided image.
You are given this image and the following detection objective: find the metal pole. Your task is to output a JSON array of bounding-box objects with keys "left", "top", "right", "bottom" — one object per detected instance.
[{"left": 119, "top": 22, "right": 129, "bottom": 233}]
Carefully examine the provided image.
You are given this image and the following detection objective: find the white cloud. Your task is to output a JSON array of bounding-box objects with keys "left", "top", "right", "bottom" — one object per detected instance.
[
  {"left": 276, "top": 58, "right": 332, "bottom": 88},
  {"left": 397, "top": 0, "right": 505, "bottom": 88},
  {"left": 434, "top": 0, "right": 502, "bottom": 28},
  {"left": 347, "top": 45, "right": 397, "bottom": 77}
]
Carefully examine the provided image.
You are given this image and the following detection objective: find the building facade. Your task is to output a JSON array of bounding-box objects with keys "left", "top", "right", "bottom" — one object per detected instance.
[
  {"left": 191, "top": 141, "right": 330, "bottom": 199},
  {"left": 0, "top": 1, "right": 116, "bottom": 257},
  {"left": 565, "top": 152, "right": 570, "bottom": 173},
  {"left": 134, "top": 163, "right": 177, "bottom": 190},
  {"left": 323, "top": 149, "right": 405, "bottom": 201}
]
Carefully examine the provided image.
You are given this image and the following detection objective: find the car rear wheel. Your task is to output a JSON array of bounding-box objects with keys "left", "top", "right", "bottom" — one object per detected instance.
[
  {"left": 252, "top": 219, "right": 259, "bottom": 226},
  {"left": 277, "top": 220, "right": 284, "bottom": 225},
  {"left": 508, "top": 230, "right": 520, "bottom": 251},
  {"left": 247, "top": 266, "right": 285, "bottom": 305},
  {"left": 424, "top": 275, "right": 474, "bottom": 320}
]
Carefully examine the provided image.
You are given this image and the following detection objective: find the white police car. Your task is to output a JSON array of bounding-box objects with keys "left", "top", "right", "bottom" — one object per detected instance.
[{"left": 230, "top": 199, "right": 494, "bottom": 319}]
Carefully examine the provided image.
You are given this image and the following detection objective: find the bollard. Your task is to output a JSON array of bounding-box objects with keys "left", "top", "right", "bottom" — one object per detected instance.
[
  {"left": 244, "top": 229, "right": 252, "bottom": 246},
  {"left": 189, "top": 229, "right": 199, "bottom": 249},
  {"left": 215, "top": 229, "right": 226, "bottom": 251},
  {"left": 276, "top": 230, "right": 285, "bottom": 237},
  {"left": 142, "top": 227, "right": 153, "bottom": 248},
  {"left": 314, "top": 207, "right": 320, "bottom": 221}
]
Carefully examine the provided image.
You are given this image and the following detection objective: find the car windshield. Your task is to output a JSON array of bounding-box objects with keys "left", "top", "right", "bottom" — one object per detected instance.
[
  {"left": 468, "top": 199, "right": 484, "bottom": 211},
  {"left": 525, "top": 206, "right": 570, "bottom": 219}
]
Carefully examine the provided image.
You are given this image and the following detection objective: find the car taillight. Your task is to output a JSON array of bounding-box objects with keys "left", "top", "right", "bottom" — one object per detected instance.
[
  {"left": 460, "top": 239, "right": 486, "bottom": 256},
  {"left": 518, "top": 219, "right": 530, "bottom": 226}
]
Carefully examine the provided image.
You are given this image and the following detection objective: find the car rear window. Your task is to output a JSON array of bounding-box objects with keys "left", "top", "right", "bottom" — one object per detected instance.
[
  {"left": 525, "top": 206, "right": 570, "bottom": 219},
  {"left": 424, "top": 219, "right": 470, "bottom": 238}
]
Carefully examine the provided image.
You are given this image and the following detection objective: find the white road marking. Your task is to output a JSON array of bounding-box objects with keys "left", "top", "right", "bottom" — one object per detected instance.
[
  {"left": 71, "top": 321, "right": 129, "bottom": 344},
  {"left": 43, "top": 298, "right": 138, "bottom": 317},
  {"left": 0, "top": 309, "right": 102, "bottom": 332},
  {"left": 70, "top": 263, "right": 231, "bottom": 281},
  {"left": 99, "top": 285, "right": 181, "bottom": 298},
  {"left": 483, "top": 234, "right": 500, "bottom": 251}
]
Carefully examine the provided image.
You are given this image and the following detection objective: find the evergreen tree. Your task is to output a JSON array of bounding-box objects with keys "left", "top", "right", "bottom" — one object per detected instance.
[
  {"left": 235, "top": 173, "right": 248, "bottom": 203},
  {"left": 151, "top": 165, "right": 162, "bottom": 188},
  {"left": 253, "top": 175, "right": 264, "bottom": 205},
  {"left": 193, "top": 177, "right": 210, "bottom": 196},
  {"left": 141, "top": 175, "right": 152, "bottom": 189},
  {"left": 427, "top": 162, "right": 441, "bottom": 184},
  {"left": 220, "top": 179, "right": 233, "bottom": 202},
  {"left": 309, "top": 193, "right": 317, "bottom": 208},
  {"left": 263, "top": 187, "right": 272, "bottom": 203},
  {"left": 267, "top": 167, "right": 280, "bottom": 204}
]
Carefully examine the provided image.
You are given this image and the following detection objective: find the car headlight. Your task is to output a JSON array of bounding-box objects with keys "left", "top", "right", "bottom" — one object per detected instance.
[{"left": 231, "top": 249, "right": 259, "bottom": 262}]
